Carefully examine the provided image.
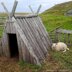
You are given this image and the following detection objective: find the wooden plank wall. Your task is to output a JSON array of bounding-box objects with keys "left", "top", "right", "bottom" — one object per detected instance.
[
  {"left": 1, "top": 32, "right": 10, "bottom": 57},
  {"left": 13, "top": 19, "right": 41, "bottom": 65},
  {"left": 1, "top": 19, "right": 16, "bottom": 57},
  {"left": 0, "top": 38, "right": 3, "bottom": 55},
  {"left": 1, "top": 15, "right": 51, "bottom": 65},
  {"left": 14, "top": 15, "right": 51, "bottom": 64}
]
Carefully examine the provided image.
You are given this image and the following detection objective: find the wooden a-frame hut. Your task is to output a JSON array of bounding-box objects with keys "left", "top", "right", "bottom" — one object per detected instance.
[{"left": 0, "top": 1, "right": 52, "bottom": 65}]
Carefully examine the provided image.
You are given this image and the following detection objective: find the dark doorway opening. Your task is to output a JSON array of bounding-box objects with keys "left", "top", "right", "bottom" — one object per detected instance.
[{"left": 8, "top": 34, "right": 19, "bottom": 58}]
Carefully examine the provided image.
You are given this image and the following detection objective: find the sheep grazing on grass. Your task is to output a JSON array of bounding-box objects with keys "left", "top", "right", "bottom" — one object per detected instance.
[{"left": 52, "top": 42, "right": 69, "bottom": 52}]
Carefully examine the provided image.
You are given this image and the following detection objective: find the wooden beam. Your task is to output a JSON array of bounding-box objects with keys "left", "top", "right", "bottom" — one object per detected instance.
[
  {"left": 29, "top": 5, "right": 34, "bottom": 14},
  {"left": 1, "top": 2, "right": 9, "bottom": 16},
  {"left": 10, "top": 0, "right": 18, "bottom": 17},
  {"left": 36, "top": 5, "right": 42, "bottom": 14}
]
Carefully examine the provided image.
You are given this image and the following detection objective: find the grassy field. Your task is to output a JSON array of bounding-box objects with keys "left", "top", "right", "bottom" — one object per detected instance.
[
  {"left": 40, "top": 1, "right": 72, "bottom": 71},
  {"left": 41, "top": 14, "right": 72, "bottom": 32},
  {"left": 0, "top": 1, "right": 72, "bottom": 71},
  {"left": 43, "top": 1, "right": 72, "bottom": 15}
]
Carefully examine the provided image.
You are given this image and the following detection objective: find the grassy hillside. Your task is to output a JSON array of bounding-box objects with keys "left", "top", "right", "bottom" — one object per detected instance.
[
  {"left": 40, "top": 1, "right": 72, "bottom": 32},
  {"left": 42, "top": 1, "right": 72, "bottom": 15},
  {"left": 40, "top": 1, "right": 72, "bottom": 71}
]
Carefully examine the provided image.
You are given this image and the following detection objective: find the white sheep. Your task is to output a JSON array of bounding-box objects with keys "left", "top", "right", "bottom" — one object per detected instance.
[{"left": 52, "top": 42, "right": 69, "bottom": 52}]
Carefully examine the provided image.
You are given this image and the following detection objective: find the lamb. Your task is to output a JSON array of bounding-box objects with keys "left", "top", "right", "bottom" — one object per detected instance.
[{"left": 52, "top": 42, "right": 69, "bottom": 52}]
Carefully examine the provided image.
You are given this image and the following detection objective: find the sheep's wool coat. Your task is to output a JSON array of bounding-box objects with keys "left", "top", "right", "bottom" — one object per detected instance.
[{"left": 52, "top": 42, "right": 68, "bottom": 51}]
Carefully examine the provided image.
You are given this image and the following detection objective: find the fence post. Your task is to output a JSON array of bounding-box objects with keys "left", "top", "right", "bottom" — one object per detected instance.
[{"left": 68, "top": 33, "right": 70, "bottom": 46}]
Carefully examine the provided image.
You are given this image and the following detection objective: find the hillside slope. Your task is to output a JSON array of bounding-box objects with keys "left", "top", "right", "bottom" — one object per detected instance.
[
  {"left": 40, "top": 2, "right": 72, "bottom": 71},
  {"left": 42, "top": 1, "right": 72, "bottom": 15},
  {"left": 40, "top": 1, "right": 72, "bottom": 32}
]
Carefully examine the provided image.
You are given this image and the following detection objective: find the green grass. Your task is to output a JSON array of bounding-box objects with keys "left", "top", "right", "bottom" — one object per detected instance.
[
  {"left": 39, "top": 1, "right": 72, "bottom": 70},
  {"left": 40, "top": 14, "right": 72, "bottom": 32},
  {"left": 43, "top": 1, "right": 72, "bottom": 15},
  {"left": 18, "top": 60, "right": 41, "bottom": 72},
  {"left": 50, "top": 49, "right": 72, "bottom": 69},
  {"left": 0, "top": 26, "right": 4, "bottom": 38}
]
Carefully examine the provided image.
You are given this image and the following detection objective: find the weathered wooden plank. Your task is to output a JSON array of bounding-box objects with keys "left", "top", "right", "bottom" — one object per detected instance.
[
  {"left": 2, "top": 32, "right": 10, "bottom": 57},
  {"left": 68, "top": 34, "right": 70, "bottom": 46},
  {"left": 26, "top": 17, "right": 48, "bottom": 56},
  {"left": 0, "top": 38, "right": 3, "bottom": 55},
  {"left": 64, "top": 33, "right": 66, "bottom": 43},
  {"left": 35, "top": 17, "right": 49, "bottom": 46},
  {"left": 36, "top": 5, "right": 42, "bottom": 14},
  {"left": 1, "top": 2, "right": 9, "bottom": 16},
  {"left": 16, "top": 33, "right": 23, "bottom": 60},
  {"left": 32, "top": 17, "right": 48, "bottom": 50},
  {"left": 5, "top": 21, "right": 16, "bottom": 33},
  {"left": 15, "top": 14, "right": 38, "bottom": 18},
  {"left": 20, "top": 36, "right": 27, "bottom": 61},
  {"left": 13, "top": 18, "right": 41, "bottom": 65},
  {"left": 24, "top": 18, "right": 46, "bottom": 59},
  {"left": 16, "top": 19, "right": 30, "bottom": 61},
  {"left": 29, "top": 5, "right": 34, "bottom": 14},
  {"left": 16, "top": 18, "right": 45, "bottom": 60},
  {"left": 56, "top": 29, "right": 72, "bottom": 34},
  {"left": 10, "top": 0, "right": 18, "bottom": 17},
  {"left": 37, "top": 16, "right": 52, "bottom": 48},
  {"left": 15, "top": 20, "right": 43, "bottom": 61},
  {"left": 25, "top": 18, "right": 46, "bottom": 58}
]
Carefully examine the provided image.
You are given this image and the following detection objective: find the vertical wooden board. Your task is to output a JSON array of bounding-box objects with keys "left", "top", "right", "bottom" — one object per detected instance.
[
  {"left": 68, "top": 34, "right": 70, "bottom": 46},
  {"left": 0, "top": 39, "right": 3, "bottom": 55},
  {"left": 23, "top": 18, "right": 45, "bottom": 60},
  {"left": 10, "top": 22, "right": 16, "bottom": 34},
  {"left": 16, "top": 33, "right": 23, "bottom": 60},
  {"left": 29, "top": 53, "right": 35, "bottom": 64},
  {"left": 2, "top": 32, "right": 10, "bottom": 57},
  {"left": 22, "top": 18, "right": 45, "bottom": 59},
  {"left": 13, "top": 20, "right": 41, "bottom": 65},
  {"left": 25, "top": 17, "right": 47, "bottom": 56},
  {"left": 5, "top": 21, "right": 16, "bottom": 34},
  {"left": 33, "top": 17, "right": 49, "bottom": 49},
  {"left": 16, "top": 18, "right": 44, "bottom": 60},
  {"left": 7, "top": 22, "right": 11, "bottom": 33},
  {"left": 20, "top": 36, "right": 34, "bottom": 64},
  {"left": 20, "top": 36, "right": 30, "bottom": 62},
  {"left": 25, "top": 46, "right": 31, "bottom": 63},
  {"left": 5, "top": 22, "right": 10, "bottom": 33},
  {"left": 22, "top": 18, "right": 45, "bottom": 61},
  {"left": 30, "top": 17, "right": 48, "bottom": 53},
  {"left": 37, "top": 16, "right": 52, "bottom": 47},
  {"left": 21, "top": 37, "right": 27, "bottom": 61},
  {"left": 38, "top": 16, "right": 52, "bottom": 45}
]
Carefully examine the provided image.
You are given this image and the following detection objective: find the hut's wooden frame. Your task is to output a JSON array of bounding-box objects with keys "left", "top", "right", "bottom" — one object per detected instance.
[{"left": 0, "top": 1, "right": 52, "bottom": 65}]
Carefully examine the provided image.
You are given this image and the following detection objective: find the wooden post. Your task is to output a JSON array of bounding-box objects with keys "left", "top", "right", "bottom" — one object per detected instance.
[
  {"left": 10, "top": 0, "right": 18, "bottom": 17},
  {"left": 1, "top": 0, "right": 18, "bottom": 19},
  {"left": 55, "top": 29, "right": 58, "bottom": 42},
  {"left": 68, "top": 33, "right": 70, "bottom": 46},
  {"left": 29, "top": 5, "right": 34, "bottom": 14},
  {"left": 36, "top": 5, "right": 42, "bottom": 14},
  {"left": 1, "top": 2, "right": 10, "bottom": 17}
]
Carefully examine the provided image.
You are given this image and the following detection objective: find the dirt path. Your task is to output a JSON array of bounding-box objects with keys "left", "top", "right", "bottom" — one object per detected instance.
[
  {"left": 0, "top": 55, "right": 71, "bottom": 72},
  {"left": 0, "top": 57, "right": 35, "bottom": 72},
  {"left": 0, "top": 57, "right": 21, "bottom": 72}
]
